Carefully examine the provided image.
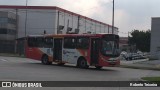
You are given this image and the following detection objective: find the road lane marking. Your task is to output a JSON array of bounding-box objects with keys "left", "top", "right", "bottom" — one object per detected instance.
[{"left": 0, "top": 59, "right": 8, "bottom": 62}]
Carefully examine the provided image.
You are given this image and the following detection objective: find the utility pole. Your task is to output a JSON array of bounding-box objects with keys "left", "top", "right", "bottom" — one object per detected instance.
[
  {"left": 24, "top": 0, "right": 28, "bottom": 56},
  {"left": 128, "top": 31, "right": 130, "bottom": 45},
  {"left": 24, "top": 0, "right": 28, "bottom": 37},
  {"left": 112, "top": 0, "right": 114, "bottom": 34}
]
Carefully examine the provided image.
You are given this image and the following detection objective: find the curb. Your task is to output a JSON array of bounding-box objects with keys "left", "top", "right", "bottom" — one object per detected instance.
[
  {"left": 120, "top": 65, "right": 160, "bottom": 71},
  {"left": 0, "top": 54, "right": 25, "bottom": 58}
]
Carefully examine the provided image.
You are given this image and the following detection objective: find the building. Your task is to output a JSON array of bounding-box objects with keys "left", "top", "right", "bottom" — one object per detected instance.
[
  {"left": 150, "top": 17, "right": 160, "bottom": 59},
  {"left": 0, "top": 11, "right": 17, "bottom": 53},
  {"left": 0, "top": 11, "right": 17, "bottom": 40},
  {"left": 119, "top": 37, "right": 128, "bottom": 51},
  {"left": 0, "top": 5, "right": 118, "bottom": 53}
]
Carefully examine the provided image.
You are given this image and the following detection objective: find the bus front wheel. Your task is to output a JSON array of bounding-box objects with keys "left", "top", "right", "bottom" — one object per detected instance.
[
  {"left": 78, "top": 58, "right": 89, "bottom": 69},
  {"left": 41, "top": 55, "right": 52, "bottom": 65}
]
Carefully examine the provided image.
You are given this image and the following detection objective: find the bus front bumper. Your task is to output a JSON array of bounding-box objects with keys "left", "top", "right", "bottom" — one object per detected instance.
[{"left": 107, "top": 57, "right": 120, "bottom": 66}]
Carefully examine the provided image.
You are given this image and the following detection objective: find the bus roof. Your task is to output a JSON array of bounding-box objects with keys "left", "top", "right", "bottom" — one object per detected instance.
[
  {"left": 26, "top": 34, "right": 118, "bottom": 38},
  {"left": 28, "top": 35, "right": 44, "bottom": 37},
  {"left": 46, "top": 34, "right": 117, "bottom": 37}
]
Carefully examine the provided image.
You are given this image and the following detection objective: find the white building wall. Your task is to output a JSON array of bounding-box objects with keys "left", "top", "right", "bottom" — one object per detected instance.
[
  {"left": 0, "top": 6, "right": 118, "bottom": 39},
  {"left": 104, "top": 25, "right": 109, "bottom": 33},
  {"left": 96, "top": 23, "right": 101, "bottom": 34},
  {"left": 90, "top": 21, "right": 95, "bottom": 33},
  {"left": 151, "top": 18, "right": 160, "bottom": 59},
  {"left": 72, "top": 15, "right": 78, "bottom": 33},
  {"left": 100, "top": 24, "right": 104, "bottom": 33},
  {"left": 27, "top": 9, "right": 56, "bottom": 35},
  {"left": 0, "top": 8, "right": 57, "bottom": 38},
  {"left": 108, "top": 26, "right": 112, "bottom": 34},
  {"left": 79, "top": 17, "right": 86, "bottom": 34},
  {"left": 86, "top": 19, "right": 91, "bottom": 33},
  {"left": 18, "top": 9, "right": 56, "bottom": 37},
  {"left": 56, "top": 9, "right": 118, "bottom": 34}
]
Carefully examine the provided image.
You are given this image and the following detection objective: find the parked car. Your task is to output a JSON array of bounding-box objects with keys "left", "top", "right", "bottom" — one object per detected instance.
[{"left": 120, "top": 51, "right": 147, "bottom": 61}]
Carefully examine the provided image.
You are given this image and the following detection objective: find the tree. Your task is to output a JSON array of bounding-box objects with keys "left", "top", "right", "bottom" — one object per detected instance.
[{"left": 128, "top": 29, "right": 151, "bottom": 52}]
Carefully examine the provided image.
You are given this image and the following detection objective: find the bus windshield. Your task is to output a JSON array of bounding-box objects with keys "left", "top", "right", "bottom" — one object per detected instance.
[{"left": 101, "top": 37, "right": 119, "bottom": 57}]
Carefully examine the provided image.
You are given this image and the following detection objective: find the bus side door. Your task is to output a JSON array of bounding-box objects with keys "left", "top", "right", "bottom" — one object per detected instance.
[
  {"left": 54, "top": 38, "right": 62, "bottom": 61},
  {"left": 90, "top": 38, "right": 99, "bottom": 65},
  {"left": 62, "top": 37, "right": 77, "bottom": 64}
]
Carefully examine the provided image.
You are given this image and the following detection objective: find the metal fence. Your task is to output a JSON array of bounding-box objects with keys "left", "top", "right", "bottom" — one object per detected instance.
[
  {"left": 0, "top": 40, "right": 15, "bottom": 53},
  {"left": 16, "top": 38, "right": 25, "bottom": 55}
]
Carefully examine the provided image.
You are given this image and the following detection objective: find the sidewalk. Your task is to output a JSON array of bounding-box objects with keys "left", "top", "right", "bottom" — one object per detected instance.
[
  {"left": 120, "top": 59, "right": 160, "bottom": 70},
  {"left": 0, "top": 53, "right": 25, "bottom": 57}
]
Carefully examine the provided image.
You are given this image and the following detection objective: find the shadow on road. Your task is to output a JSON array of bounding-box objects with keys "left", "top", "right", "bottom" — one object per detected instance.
[{"left": 22, "top": 62, "right": 118, "bottom": 72}]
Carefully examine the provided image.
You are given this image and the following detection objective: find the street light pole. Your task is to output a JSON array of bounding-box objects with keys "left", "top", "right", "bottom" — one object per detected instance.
[
  {"left": 24, "top": 0, "right": 28, "bottom": 56},
  {"left": 112, "top": 0, "right": 114, "bottom": 34},
  {"left": 24, "top": 0, "right": 28, "bottom": 37}
]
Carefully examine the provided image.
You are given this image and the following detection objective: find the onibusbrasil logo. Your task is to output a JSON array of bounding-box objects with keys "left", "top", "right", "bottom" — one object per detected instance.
[{"left": 1, "top": 82, "right": 42, "bottom": 87}]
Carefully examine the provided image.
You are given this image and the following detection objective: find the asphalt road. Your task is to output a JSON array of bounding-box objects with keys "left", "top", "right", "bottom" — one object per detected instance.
[{"left": 0, "top": 56, "right": 160, "bottom": 90}]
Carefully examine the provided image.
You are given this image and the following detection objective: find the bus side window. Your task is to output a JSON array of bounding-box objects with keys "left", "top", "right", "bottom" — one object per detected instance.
[
  {"left": 76, "top": 37, "right": 89, "bottom": 49},
  {"left": 44, "top": 38, "right": 53, "bottom": 48},
  {"left": 36, "top": 37, "right": 44, "bottom": 47},
  {"left": 28, "top": 37, "right": 45, "bottom": 48},
  {"left": 28, "top": 37, "right": 37, "bottom": 47},
  {"left": 64, "top": 37, "right": 76, "bottom": 49}
]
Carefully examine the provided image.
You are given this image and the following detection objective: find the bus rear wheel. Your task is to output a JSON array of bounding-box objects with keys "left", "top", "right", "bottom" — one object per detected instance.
[
  {"left": 78, "top": 58, "right": 89, "bottom": 69},
  {"left": 95, "top": 66, "right": 103, "bottom": 69},
  {"left": 41, "top": 55, "right": 52, "bottom": 65}
]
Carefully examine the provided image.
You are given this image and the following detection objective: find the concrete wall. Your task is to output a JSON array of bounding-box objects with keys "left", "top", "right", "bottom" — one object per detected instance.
[{"left": 151, "top": 18, "right": 160, "bottom": 59}]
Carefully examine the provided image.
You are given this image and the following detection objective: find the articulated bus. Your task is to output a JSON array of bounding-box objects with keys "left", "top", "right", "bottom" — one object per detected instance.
[{"left": 24, "top": 34, "right": 120, "bottom": 69}]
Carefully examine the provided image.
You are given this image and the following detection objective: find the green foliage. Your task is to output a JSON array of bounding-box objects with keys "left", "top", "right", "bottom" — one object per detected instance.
[
  {"left": 141, "top": 77, "right": 160, "bottom": 81},
  {"left": 128, "top": 29, "right": 151, "bottom": 52}
]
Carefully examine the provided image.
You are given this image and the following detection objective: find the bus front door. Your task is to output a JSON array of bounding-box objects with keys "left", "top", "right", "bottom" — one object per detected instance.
[
  {"left": 54, "top": 38, "right": 62, "bottom": 61},
  {"left": 90, "top": 38, "right": 99, "bottom": 65}
]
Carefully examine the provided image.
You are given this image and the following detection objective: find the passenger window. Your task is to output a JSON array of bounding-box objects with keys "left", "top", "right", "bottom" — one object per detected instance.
[
  {"left": 76, "top": 37, "right": 89, "bottom": 49},
  {"left": 64, "top": 37, "right": 76, "bottom": 49}
]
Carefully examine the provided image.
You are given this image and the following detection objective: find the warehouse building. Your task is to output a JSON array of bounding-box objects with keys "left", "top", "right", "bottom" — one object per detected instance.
[
  {"left": 0, "top": 11, "right": 17, "bottom": 53},
  {"left": 151, "top": 17, "right": 160, "bottom": 59},
  {"left": 0, "top": 5, "right": 118, "bottom": 53}
]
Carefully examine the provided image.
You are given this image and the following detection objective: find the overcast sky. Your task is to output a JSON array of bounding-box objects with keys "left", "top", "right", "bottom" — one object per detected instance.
[{"left": 0, "top": 0, "right": 160, "bottom": 36}]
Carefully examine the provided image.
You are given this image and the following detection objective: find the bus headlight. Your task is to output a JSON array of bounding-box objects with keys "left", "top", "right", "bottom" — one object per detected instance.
[{"left": 108, "top": 57, "right": 119, "bottom": 62}]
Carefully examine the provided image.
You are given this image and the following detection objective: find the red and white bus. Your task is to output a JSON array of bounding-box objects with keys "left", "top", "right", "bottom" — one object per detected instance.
[{"left": 22, "top": 34, "right": 120, "bottom": 69}]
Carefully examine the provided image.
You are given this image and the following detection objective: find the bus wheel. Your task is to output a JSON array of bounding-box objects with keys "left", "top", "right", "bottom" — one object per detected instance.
[
  {"left": 78, "top": 58, "right": 89, "bottom": 69},
  {"left": 95, "top": 66, "right": 103, "bottom": 69},
  {"left": 41, "top": 55, "right": 52, "bottom": 65}
]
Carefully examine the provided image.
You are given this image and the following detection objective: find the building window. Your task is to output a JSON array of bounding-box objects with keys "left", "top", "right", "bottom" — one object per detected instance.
[
  {"left": 0, "top": 18, "right": 8, "bottom": 23},
  {"left": 0, "top": 17, "right": 16, "bottom": 24},
  {"left": 0, "top": 28, "right": 16, "bottom": 35},
  {"left": 0, "top": 28, "right": 7, "bottom": 34},
  {"left": 8, "top": 18, "right": 16, "bottom": 24}
]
